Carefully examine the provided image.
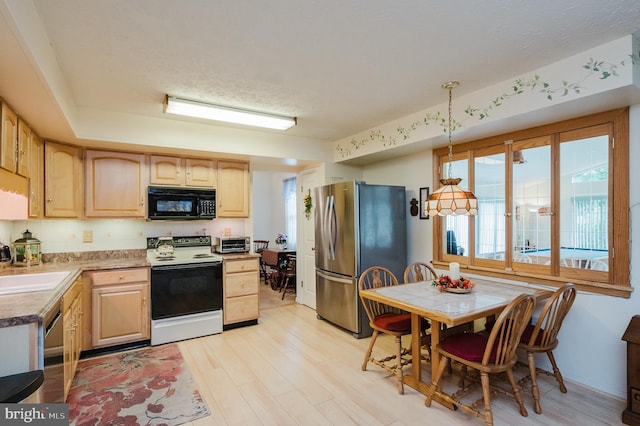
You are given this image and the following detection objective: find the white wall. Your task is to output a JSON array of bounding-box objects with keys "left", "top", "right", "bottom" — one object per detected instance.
[
  {"left": 251, "top": 170, "right": 295, "bottom": 247},
  {"left": 0, "top": 171, "right": 293, "bottom": 254},
  {"left": 0, "top": 221, "right": 12, "bottom": 247},
  {"left": 4, "top": 218, "right": 249, "bottom": 253},
  {"left": 361, "top": 104, "right": 640, "bottom": 399}
]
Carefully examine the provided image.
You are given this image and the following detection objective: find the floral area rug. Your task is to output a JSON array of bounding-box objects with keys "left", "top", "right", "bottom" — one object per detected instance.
[{"left": 67, "top": 343, "right": 210, "bottom": 426}]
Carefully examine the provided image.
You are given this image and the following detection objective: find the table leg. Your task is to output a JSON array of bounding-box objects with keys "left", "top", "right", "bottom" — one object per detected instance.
[
  {"left": 428, "top": 319, "right": 456, "bottom": 410},
  {"left": 404, "top": 314, "right": 429, "bottom": 394},
  {"left": 430, "top": 319, "right": 441, "bottom": 382},
  {"left": 403, "top": 316, "right": 457, "bottom": 411},
  {"left": 410, "top": 314, "right": 421, "bottom": 382}
]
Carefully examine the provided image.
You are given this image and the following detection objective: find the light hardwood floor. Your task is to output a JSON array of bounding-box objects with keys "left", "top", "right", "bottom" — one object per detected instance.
[{"left": 175, "top": 289, "right": 624, "bottom": 425}]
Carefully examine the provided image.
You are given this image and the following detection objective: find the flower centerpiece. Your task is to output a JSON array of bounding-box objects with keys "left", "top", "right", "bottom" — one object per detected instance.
[
  {"left": 275, "top": 233, "right": 287, "bottom": 249},
  {"left": 303, "top": 190, "right": 312, "bottom": 220},
  {"left": 432, "top": 274, "right": 475, "bottom": 293}
]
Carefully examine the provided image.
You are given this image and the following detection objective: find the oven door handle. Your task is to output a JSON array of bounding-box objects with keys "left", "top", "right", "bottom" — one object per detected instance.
[{"left": 151, "top": 262, "right": 221, "bottom": 271}]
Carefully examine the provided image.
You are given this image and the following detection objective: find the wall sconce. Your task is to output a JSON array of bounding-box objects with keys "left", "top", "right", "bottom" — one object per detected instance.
[
  {"left": 420, "top": 187, "right": 430, "bottom": 219},
  {"left": 410, "top": 198, "right": 419, "bottom": 216},
  {"left": 163, "top": 95, "right": 297, "bottom": 130}
]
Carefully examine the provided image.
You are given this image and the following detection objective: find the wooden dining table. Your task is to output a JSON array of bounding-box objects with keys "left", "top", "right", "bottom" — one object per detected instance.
[
  {"left": 359, "top": 278, "right": 552, "bottom": 408},
  {"left": 261, "top": 248, "right": 295, "bottom": 288}
]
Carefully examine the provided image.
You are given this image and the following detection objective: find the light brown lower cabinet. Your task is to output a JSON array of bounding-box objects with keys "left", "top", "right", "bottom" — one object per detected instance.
[
  {"left": 63, "top": 276, "right": 83, "bottom": 400},
  {"left": 90, "top": 268, "right": 150, "bottom": 348},
  {"left": 223, "top": 258, "right": 260, "bottom": 325}
]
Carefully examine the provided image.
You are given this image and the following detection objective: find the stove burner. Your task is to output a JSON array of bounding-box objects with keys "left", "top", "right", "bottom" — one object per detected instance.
[
  {"left": 156, "top": 256, "right": 175, "bottom": 261},
  {"left": 193, "top": 253, "right": 214, "bottom": 258}
]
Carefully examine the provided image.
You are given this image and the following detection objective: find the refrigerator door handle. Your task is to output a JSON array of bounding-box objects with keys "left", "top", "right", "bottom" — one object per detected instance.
[
  {"left": 328, "top": 195, "right": 336, "bottom": 260},
  {"left": 324, "top": 194, "right": 336, "bottom": 260},
  {"left": 323, "top": 195, "right": 332, "bottom": 259},
  {"left": 316, "top": 270, "right": 354, "bottom": 285}
]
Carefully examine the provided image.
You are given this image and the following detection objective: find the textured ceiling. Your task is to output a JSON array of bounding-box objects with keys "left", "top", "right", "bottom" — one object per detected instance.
[{"left": 4, "top": 1, "right": 640, "bottom": 149}]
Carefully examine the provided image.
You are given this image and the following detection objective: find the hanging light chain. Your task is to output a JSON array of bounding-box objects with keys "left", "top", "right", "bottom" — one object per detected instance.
[{"left": 442, "top": 81, "right": 459, "bottom": 179}]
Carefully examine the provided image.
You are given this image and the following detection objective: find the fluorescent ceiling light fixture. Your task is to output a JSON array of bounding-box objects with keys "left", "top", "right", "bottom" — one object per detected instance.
[{"left": 164, "top": 95, "right": 297, "bottom": 130}]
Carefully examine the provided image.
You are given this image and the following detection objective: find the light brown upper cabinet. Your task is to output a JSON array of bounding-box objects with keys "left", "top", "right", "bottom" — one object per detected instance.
[
  {"left": 28, "top": 133, "right": 43, "bottom": 218},
  {"left": 217, "top": 160, "right": 250, "bottom": 217},
  {"left": 149, "top": 155, "right": 215, "bottom": 188},
  {"left": 85, "top": 150, "right": 148, "bottom": 218},
  {"left": 44, "top": 141, "right": 83, "bottom": 218},
  {"left": 16, "top": 119, "right": 31, "bottom": 178},
  {"left": 1, "top": 101, "right": 18, "bottom": 174}
]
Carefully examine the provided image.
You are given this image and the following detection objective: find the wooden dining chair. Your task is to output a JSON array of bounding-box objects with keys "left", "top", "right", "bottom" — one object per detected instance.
[
  {"left": 279, "top": 254, "right": 296, "bottom": 300},
  {"left": 403, "top": 261, "right": 472, "bottom": 350},
  {"left": 518, "top": 283, "right": 577, "bottom": 414},
  {"left": 403, "top": 261, "right": 438, "bottom": 283},
  {"left": 402, "top": 262, "right": 437, "bottom": 362},
  {"left": 358, "top": 266, "right": 429, "bottom": 394},
  {"left": 253, "top": 240, "right": 270, "bottom": 283},
  {"left": 425, "top": 293, "right": 535, "bottom": 425}
]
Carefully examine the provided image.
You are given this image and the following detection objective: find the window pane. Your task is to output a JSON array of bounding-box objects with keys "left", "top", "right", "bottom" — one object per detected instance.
[
  {"left": 442, "top": 158, "right": 469, "bottom": 256},
  {"left": 474, "top": 153, "right": 505, "bottom": 260},
  {"left": 512, "top": 144, "right": 551, "bottom": 265},
  {"left": 559, "top": 135, "right": 609, "bottom": 271}
]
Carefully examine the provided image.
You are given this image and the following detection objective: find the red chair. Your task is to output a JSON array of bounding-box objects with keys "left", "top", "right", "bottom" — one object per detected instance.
[
  {"left": 425, "top": 293, "right": 535, "bottom": 425},
  {"left": 518, "top": 283, "right": 576, "bottom": 414},
  {"left": 358, "top": 266, "right": 429, "bottom": 394}
]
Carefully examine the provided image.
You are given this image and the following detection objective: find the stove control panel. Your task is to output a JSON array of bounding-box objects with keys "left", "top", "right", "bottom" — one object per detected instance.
[{"left": 146, "top": 235, "right": 212, "bottom": 250}]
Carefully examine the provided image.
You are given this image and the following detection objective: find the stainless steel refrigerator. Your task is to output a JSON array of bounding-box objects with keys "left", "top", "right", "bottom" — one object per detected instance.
[{"left": 315, "top": 181, "right": 407, "bottom": 338}]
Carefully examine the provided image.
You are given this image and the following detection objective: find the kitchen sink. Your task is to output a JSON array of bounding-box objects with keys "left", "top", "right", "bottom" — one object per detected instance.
[{"left": 0, "top": 271, "right": 72, "bottom": 295}]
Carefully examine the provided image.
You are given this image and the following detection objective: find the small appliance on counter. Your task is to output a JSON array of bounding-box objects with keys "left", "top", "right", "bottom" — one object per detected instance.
[
  {"left": 214, "top": 236, "right": 250, "bottom": 254},
  {"left": 0, "top": 242, "right": 11, "bottom": 268},
  {"left": 12, "top": 229, "right": 42, "bottom": 267}
]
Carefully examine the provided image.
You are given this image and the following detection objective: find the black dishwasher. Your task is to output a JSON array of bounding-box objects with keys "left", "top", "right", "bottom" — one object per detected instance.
[{"left": 42, "top": 307, "right": 64, "bottom": 402}]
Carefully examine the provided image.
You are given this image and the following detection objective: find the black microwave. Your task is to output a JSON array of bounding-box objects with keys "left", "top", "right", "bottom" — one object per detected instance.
[{"left": 147, "top": 186, "right": 216, "bottom": 220}]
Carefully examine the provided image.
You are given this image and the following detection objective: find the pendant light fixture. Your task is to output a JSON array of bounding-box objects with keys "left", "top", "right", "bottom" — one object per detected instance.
[{"left": 426, "top": 81, "right": 478, "bottom": 216}]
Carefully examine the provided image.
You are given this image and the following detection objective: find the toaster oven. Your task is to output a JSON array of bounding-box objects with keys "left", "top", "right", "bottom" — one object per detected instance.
[{"left": 214, "top": 237, "right": 251, "bottom": 253}]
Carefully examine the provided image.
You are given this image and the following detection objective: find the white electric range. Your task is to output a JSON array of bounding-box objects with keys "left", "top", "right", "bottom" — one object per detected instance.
[{"left": 146, "top": 236, "right": 224, "bottom": 345}]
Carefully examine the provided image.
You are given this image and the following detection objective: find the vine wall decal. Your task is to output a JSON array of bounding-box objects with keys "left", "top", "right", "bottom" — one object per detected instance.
[{"left": 335, "top": 49, "right": 639, "bottom": 159}]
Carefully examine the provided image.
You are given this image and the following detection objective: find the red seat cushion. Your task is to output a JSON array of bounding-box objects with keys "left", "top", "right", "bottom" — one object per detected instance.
[
  {"left": 519, "top": 324, "right": 544, "bottom": 346},
  {"left": 373, "top": 313, "right": 430, "bottom": 332},
  {"left": 374, "top": 312, "right": 412, "bottom": 332},
  {"left": 441, "top": 333, "right": 498, "bottom": 363}
]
